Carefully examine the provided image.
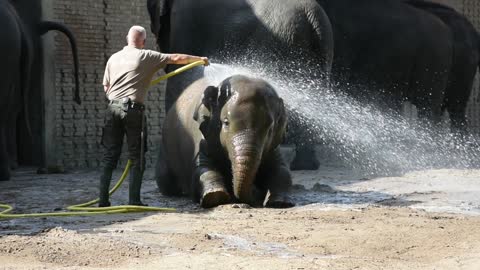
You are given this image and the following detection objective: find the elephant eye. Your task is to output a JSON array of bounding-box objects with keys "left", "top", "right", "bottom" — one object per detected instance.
[{"left": 222, "top": 118, "right": 230, "bottom": 127}]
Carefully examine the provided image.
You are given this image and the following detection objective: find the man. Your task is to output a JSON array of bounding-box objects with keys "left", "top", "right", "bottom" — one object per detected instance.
[{"left": 100, "top": 25, "right": 209, "bottom": 207}]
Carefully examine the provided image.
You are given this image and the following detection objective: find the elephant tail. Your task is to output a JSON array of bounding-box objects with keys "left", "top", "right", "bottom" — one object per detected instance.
[
  {"left": 10, "top": 6, "right": 34, "bottom": 141},
  {"left": 39, "top": 21, "right": 81, "bottom": 105}
]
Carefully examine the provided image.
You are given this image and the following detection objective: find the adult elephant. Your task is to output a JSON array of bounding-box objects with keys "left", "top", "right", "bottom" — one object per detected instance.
[
  {"left": 0, "top": 0, "right": 80, "bottom": 181},
  {"left": 404, "top": 0, "right": 480, "bottom": 133},
  {"left": 316, "top": 0, "right": 453, "bottom": 122},
  {"left": 0, "top": 0, "right": 24, "bottom": 181},
  {"left": 147, "top": 0, "right": 334, "bottom": 170},
  {"left": 158, "top": 75, "right": 293, "bottom": 208}
]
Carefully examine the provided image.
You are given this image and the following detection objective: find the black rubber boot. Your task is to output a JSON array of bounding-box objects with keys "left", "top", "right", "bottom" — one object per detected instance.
[
  {"left": 129, "top": 168, "right": 147, "bottom": 206},
  {"left": 98, "top": 168, "right": 113, "bottom": 207}
]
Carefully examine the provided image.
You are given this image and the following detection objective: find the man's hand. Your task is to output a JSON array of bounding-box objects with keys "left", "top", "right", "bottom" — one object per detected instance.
[{"left": 201, "top": 57, "right": 209, "bottom": 66}]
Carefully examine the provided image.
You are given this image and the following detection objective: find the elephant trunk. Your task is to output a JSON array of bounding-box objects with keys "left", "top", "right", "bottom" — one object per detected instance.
[
  {"left": 39, "top": 21, "right": 81, "bottom": 105},
  {"left": 230, "top": 132, "right": 263, "bottom": 205}
]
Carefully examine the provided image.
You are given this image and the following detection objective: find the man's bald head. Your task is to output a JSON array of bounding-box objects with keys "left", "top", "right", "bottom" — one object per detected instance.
[{"left": 127, "top": 25, "right": 147, "bottom": 48}]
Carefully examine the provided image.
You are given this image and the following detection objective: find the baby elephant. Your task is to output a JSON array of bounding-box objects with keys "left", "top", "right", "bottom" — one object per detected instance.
[{"left": 156, "top": 75, "right": 294, "bottom": 208}]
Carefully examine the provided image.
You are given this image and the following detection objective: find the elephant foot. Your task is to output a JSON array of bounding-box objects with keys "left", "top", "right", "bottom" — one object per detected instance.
[
  {"left": 290, "top": 147, "right": 319, "bottom": 171},
  {"left": 264, "top": 192, "right": 295, "bottom": 208},
  {"left": 200, "top": 188, "right": 231, "bottom": 208}
]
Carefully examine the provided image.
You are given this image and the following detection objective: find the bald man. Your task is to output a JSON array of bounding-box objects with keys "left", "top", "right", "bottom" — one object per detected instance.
[{"left": 99, "top": 25, "right": 209, "bottom": 207}]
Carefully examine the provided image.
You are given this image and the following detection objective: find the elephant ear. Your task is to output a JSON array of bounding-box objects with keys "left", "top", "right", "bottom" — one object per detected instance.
[
  {"left": 147, "top": 0, "right": 170, "bottom": 52},
  {"left": 218, "top": 78, "right": 233, "bottom": 106},
  {"left": 193, "top": 86, "right": 219, "bottom": 137}
]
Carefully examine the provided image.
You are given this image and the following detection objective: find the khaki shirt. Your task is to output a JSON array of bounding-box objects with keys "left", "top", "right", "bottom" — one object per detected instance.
[{"left": 103, "top": 46, "right": 169, "bottom": 104}]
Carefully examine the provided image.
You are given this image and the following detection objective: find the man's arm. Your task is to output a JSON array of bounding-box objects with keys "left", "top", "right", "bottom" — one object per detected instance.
[
  {"left": 166, "top": 54, "right": 209, "bottom": 66},
  {"left": 103, "top": 84, "right": 110, "bottom": 92}
]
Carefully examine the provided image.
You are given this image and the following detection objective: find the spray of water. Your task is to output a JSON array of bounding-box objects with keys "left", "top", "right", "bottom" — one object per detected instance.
[{"left": 204, "top": 59, "right": 480, "bottom": 176}]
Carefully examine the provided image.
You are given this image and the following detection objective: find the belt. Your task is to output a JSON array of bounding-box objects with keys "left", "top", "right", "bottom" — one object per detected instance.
[{"left": 109, "top": 98, "right": 145, "bottom": 111}]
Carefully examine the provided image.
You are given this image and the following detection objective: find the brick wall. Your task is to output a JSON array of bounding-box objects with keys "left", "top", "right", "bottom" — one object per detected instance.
[{"left": 49, "top": 0, "right": 165, "bottom": 169}]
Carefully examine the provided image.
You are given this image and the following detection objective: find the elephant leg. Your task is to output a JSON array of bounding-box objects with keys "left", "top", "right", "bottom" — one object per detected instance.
[
  {"left": 448, "top": 103, "right": 468, "bottom": 134},
  {"left": 412, "top": 41, "right": 450, "bottom": 126},
  {"left": 263, "top": 170, "right": 294, "bottom": 208},
  {"left": 155, "top": 145, "right": 182, "bottom": 196},
  {"left": 193, "top": 168, "right": 230, "bottom": 208},
  {"left": 257, "top": 149, "right": 295, "bottom": 208},
  {"left": 285, "top": 109, "right": 320, "bottom": 171},
  {"left": 290, "top": 144, "right": 320, "bottom": 171},
  {"left": 416, "top": 101, "right": 442, "bottom": 125},
  {"left": 0, "top": 126, "right": 10, "bottom": 181},
  {"left": 190, "top": 145, "right": 230, "bottom": 208},
  {"left": 445, "top": 70, "right": 475, "bottom": 134}
]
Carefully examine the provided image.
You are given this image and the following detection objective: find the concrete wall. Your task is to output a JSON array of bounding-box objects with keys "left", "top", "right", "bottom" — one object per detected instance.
[{"left": 43, "top": 0, "right": 166, "bottom": 169}]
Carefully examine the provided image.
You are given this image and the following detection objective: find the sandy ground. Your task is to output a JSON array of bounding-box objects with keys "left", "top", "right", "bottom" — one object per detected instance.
[{"left": 1, "top": 151, "right": 480, "bottom": 270}]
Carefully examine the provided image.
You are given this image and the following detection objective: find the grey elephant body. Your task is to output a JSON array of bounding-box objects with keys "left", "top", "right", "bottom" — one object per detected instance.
[
  {"left": 157, "top": 75, "right": 293, "bottom": 208},
  {"left": 0, "top": 0, "right": 23, "bottom": 180},
  {"left": 0, "top": 0, "right": 80, "bottom": 180},
  {"left": 317, "top": 0, "right": 453, "bottom": 121},
  {"left": 148, "top": 0, "right": 334, "bottom": 170},
  {"left": 404, "top": 0, "right": 480, "bottom": 132}
]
